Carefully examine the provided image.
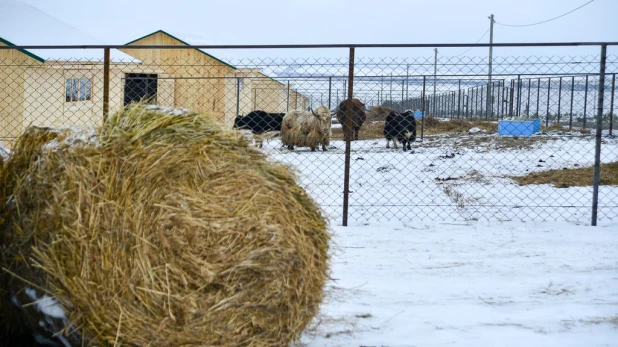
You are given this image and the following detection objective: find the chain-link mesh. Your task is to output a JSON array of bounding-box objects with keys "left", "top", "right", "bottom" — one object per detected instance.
[{"left": 1, "top": 45, "right": 616, "bottom": 224}]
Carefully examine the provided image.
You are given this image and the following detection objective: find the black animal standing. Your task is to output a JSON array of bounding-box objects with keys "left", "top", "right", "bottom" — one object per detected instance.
[
  {"left": 383, "top": 110, "right": 417, "bottom": 151},
  {"left": 233, "top": 110, "right": 285, "bottom": 148}
]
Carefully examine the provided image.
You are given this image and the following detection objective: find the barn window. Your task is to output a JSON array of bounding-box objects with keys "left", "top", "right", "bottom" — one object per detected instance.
[{"left": 65, "top": 78, "right": 92, "bottom": 102}]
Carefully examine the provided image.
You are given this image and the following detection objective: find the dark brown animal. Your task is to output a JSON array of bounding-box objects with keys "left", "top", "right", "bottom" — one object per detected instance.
[{"left": 336, "top": 98, "right": 367, "bottom": 141}]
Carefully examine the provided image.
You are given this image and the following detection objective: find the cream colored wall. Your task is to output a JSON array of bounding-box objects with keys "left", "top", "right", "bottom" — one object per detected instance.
[
  {"left": 21, "top": 63, "right": 174, "bottom": 133},
  {"left": 0, "top": 43, "right": 41, "bottom": 148},
  {"left": 120, "top": 32, "right": 235, "bottom": 124}
]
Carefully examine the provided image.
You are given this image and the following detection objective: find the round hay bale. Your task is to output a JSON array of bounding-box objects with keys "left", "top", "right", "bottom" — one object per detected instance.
[{"left": 0, "top": 105, "right": 330, "bottom": 346}]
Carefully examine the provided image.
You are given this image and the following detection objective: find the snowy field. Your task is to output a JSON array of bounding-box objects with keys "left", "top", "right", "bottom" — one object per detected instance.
[
  {"left": 298, "top": 221, "right": 618, "bottom": 346},
  {"left": 255, "top": 131, "right": 618, "bottom": 346},
  {"left": 261, "top": 131, "right": 618, "bottom": 224}
]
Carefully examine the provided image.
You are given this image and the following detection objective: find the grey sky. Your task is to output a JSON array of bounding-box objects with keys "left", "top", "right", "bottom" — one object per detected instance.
[{"left": 12, "top": 0, "right": 618, "bottom": 58}]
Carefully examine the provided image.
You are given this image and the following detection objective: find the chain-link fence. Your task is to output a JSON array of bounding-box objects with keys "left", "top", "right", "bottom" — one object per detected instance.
[{"left": 1, "top": 43, "right": 616, "bottom": 225}]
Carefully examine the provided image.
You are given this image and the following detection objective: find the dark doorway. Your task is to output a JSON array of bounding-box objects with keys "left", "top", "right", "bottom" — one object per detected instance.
[{"left": 124, "top": 73, "right": 158, "bottom": 106}]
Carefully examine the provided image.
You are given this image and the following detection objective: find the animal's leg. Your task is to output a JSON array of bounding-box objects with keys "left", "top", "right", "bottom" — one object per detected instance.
[
  {"left": 386, "top": 139, "right": 390, "bottom": 148},
  {"left": 311, "top": 147, "right": 316, "bottom": 152},
  {"left": 288, "top": 145, "right": 294, "bottom": 150},
  {"left": 322, "top": 143, "right": 328, "bottom": 151},
  {"left": 393, "top": 138, "right": 399, "bottom": 149}
]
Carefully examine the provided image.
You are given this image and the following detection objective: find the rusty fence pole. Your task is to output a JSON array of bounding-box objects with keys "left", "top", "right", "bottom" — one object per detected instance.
[
  {"left": 102, "top": 48, "right": 110, "bottom": 124},
  {"left": 342, "top": 47, "right": 355, "bottom": 227},
  {"left": 592, "top": 44, "right": 607, "bottom": 226}
]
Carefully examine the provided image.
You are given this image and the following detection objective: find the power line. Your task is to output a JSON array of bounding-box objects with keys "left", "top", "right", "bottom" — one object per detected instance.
[
  {"left": 495, "top": 0, "right": 595, "bottom": 27},
  {"left": 451, "top": 28, "right": 491, "bottom": 56}
]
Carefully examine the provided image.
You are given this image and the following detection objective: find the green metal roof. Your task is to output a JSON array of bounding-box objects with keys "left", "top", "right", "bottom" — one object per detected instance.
[{"left": 0, "top": 36, "right": 46, "bottom": 63}]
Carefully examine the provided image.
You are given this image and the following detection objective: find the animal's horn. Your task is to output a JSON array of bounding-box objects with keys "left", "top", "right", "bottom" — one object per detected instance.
[{"left": 312, "top": 108, "right": 318, "bottom": 117}]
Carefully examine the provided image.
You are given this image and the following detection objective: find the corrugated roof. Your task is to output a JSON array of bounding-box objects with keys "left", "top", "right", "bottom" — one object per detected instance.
[{"left": 0, "top": 0, "right": 137, "bottom": 63}]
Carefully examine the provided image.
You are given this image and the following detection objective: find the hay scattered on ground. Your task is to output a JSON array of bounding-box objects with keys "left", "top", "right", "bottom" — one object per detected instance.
[
  {"left": 365, "top": 106, "right": 393, "bottom": 122},
  {"left": 510, "top": 162, "right": 618, "bottom": 188},
  {"left": 420, "top": 117, "right": 497, "bottom": 135},
  {"left": 0, "top": 105, "right": 330, "bottom": 346},
  {"left": 331, "top": 116, "right": 498, "bottom": 141}
]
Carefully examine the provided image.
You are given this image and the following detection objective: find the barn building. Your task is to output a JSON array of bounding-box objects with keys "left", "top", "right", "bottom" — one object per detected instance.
[{"left": 0, "top": 2, "right": 309, "bottom": 147}]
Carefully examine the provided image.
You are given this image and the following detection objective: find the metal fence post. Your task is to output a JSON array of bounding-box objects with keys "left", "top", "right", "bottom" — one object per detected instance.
[
  {"left": 343, "top": 47, "right": 355, "bottom": 227},
  {"left": 535, "top": 77, "right": 541, "bottom": 118},
  {"left": 480, "top": 85, "right": 485, "bottom": 119},
  {"left": 463, "top": 90, "right": 467, "bottom": 119},
  {"left": 286, "top": 81, "right": 290, "bottom": 112},
  {"left": 421, "top": 76, "right": 426, "bottom": 141},
  {"left": 610, "top": 73, "right": 616, "bottom": 136},
  {"left": 583, "top": 75, "right": 589, "bottom": 129},
  {"left": 328, "top": 76, "right": 332, "bottom": 110},
  {"left": 509, "top": 80, "right": 515, "bottom": 117},
  {"left": 546, "top": 77, "right": 551, "bottom": 126},
  {"left": 473, "top": 86, "right": 479, "bottom": 118},
  {"left": 569, "top": 76, "right": 575, "bottom": 130},
  {"left": 457, "top": 79, "right": 462, "bottom": 118},
  {"left": 516, "top": 75, "right": 521, "bottom": 117},
  {"left": 102, "top": 48, "right": 110, "bottom": 124},
  {"left": 592, "top": 44, "right": 607, "bottom": 226},
  {"left": 235, "top": 77, "right": 241, "bottom": 117},
  {"left": 557, "top": 76, "right": 563, "bottom": 124},
  {"left": 401, "top": 79, "right": 405, "bottom": 111}
]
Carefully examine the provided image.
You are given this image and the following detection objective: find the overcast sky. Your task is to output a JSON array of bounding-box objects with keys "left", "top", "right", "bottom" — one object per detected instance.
[{"left": 12, "top": 0, "right": 618, "bottom": 58}]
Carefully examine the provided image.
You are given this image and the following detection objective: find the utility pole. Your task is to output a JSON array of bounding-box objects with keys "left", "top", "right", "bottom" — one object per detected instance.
[
  {"left": 433, "top": 48, "right": 438, "bottom": 115},
  {"left": 487, "top": 14, "right": 495, "bottom": 118}
]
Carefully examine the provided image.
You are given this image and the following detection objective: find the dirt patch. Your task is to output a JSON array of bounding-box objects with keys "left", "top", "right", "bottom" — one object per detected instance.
[{"left": 510, "top": 162, "right": 618, "bottom": 187}]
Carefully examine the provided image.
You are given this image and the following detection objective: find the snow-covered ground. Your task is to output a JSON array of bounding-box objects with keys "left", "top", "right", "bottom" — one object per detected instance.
[
  {"left": 299, "top": 221, "right": 618, "bottom": 347},
  {"left": 261, "top": 131, "right": 618, "bottom": 224},
  {"left": 261, "top": 131, "right": 618, "bottom": 345}
]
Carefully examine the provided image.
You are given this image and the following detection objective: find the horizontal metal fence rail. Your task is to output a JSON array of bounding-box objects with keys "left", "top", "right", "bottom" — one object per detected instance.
[{"left": 0, "top": 42, "right": 617, "bottom": 225}]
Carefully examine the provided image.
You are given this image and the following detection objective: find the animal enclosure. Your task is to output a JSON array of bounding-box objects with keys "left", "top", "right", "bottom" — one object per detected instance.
[{"left": 1, "top": 42, "right": 617, "bottom": 225}]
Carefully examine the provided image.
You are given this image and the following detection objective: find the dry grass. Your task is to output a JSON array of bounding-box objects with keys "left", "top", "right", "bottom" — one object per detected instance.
[
  {"left": 510, "top": 162, "right": 618, "bottom": 188},
  {"left": 365, "top": 106, "right": 393, "bottom": 122},
  {"left": 0, "top": 105, "right": 330, "bottom": 346},
  {"left": 420, "top": 117, "right": 497, "bottom": 135},
  {"left": 542, "top": 123, "right": 591, "bottom": 135},
  {"left": 331, "top": 116, "right": 498, "bottom": 141}
]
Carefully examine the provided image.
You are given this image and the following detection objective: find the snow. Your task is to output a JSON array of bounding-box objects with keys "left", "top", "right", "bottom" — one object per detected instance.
[
  {"left": 24, "top": 288, "right": 67, "bottom": 321},
  {"left": 143, "top": 104, "right": 191, "bottom": 116},
  {"left": 0, "top": 0, "right": 136, "bottom": 62},
  {"left": 261, "top": 132, "right": 618, "bottom": 223},
  {"left": 299, "top": 220, "right": 618, "bottom": 346},
  {"left": 3, "top": 122, "right": 617, "bottom": 346},
  {"left": 41, "top": 128, "right": 98, "bottom": 150},
  {"left": 0, "top": 140, "right": 10, "bottom": 158}
]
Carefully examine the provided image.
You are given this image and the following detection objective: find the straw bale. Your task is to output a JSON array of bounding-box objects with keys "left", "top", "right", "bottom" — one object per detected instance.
[{"left": 0, "top": 105, "right": 330, "bottom": 346}]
